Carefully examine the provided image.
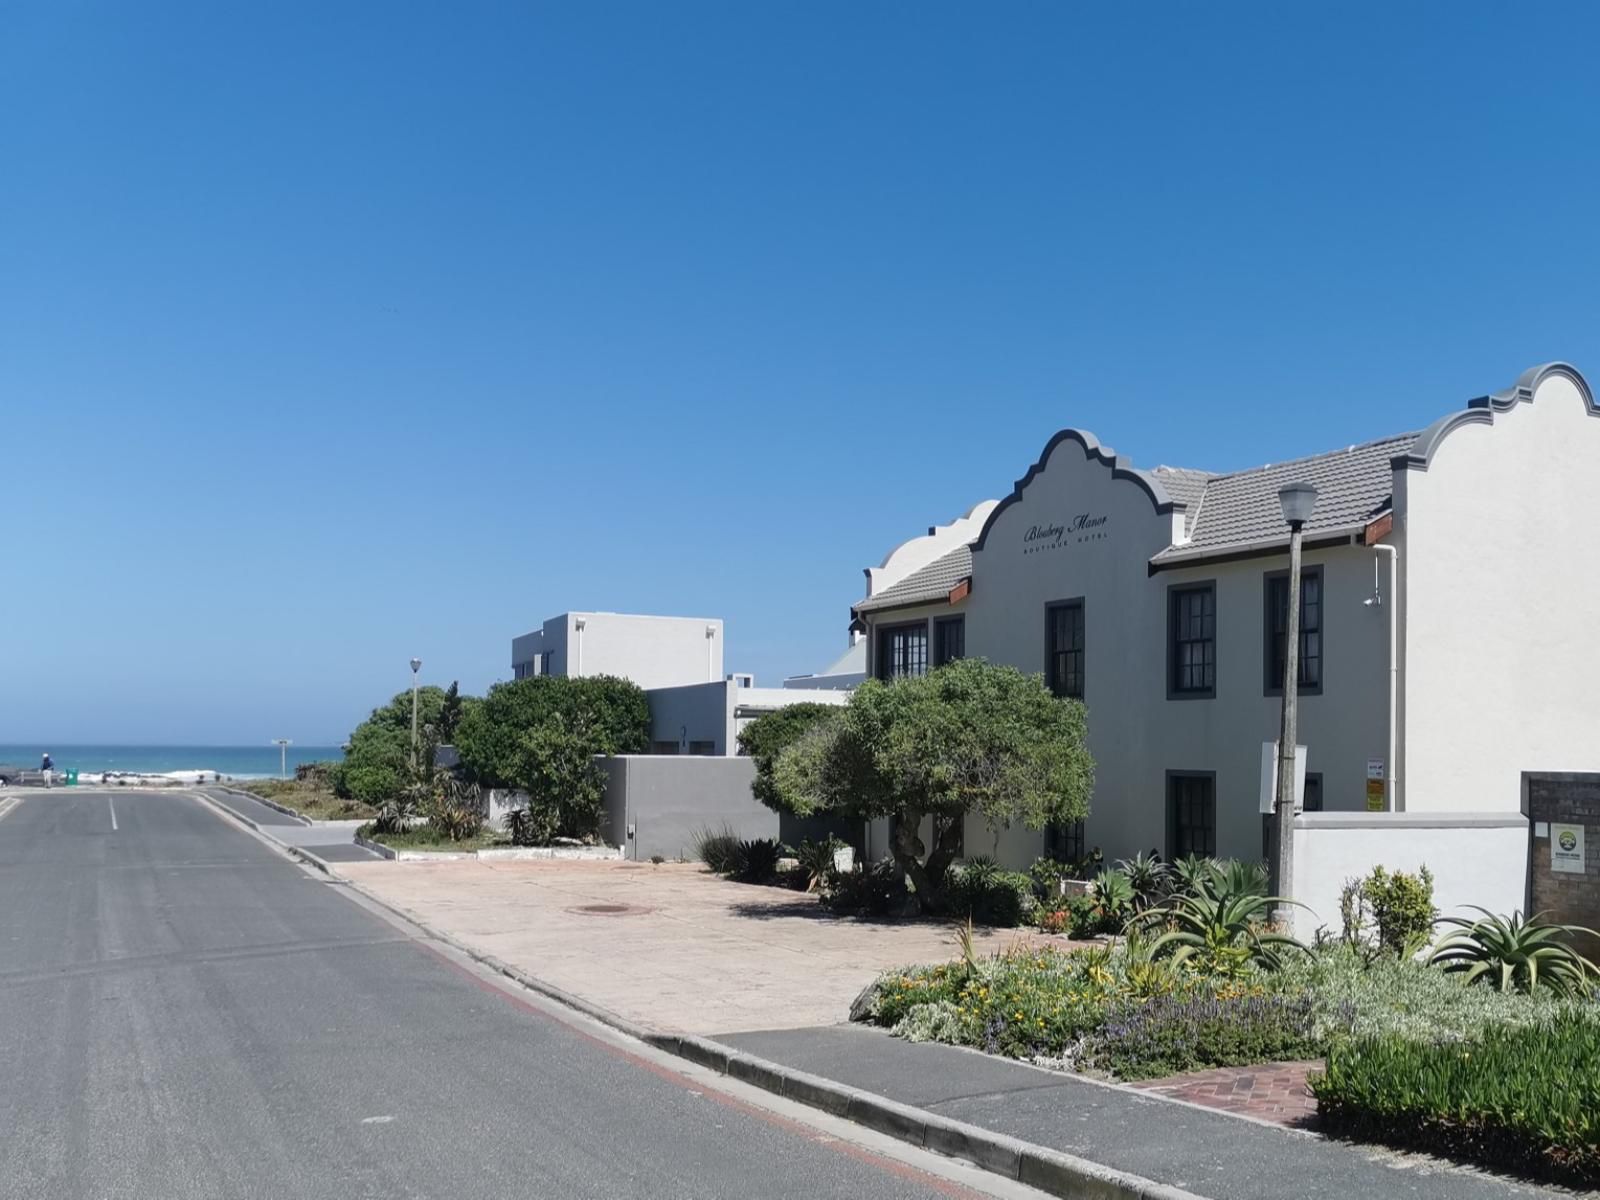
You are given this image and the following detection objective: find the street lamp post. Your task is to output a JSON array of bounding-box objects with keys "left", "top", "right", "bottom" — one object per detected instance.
[
  {"left": 409, "top": 658, "right": 422, "bottom": 772},
  {"left": 272, "top": 738, "right": 292, "bottom": 780},
  {"left": 1271, "top": 482, "right": 1318, "bottom": 929}
]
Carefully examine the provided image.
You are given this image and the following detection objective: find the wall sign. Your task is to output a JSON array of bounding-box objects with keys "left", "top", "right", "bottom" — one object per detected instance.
[
  {"left": 1022, "top": 513, "right": 1110, "bottom": 555},
  {"left": 1551, "top": 823, "right": 1586, "bottom": 874},
  {"left": 1365, "top": 759, "right": 1386, "bottom": 812}
]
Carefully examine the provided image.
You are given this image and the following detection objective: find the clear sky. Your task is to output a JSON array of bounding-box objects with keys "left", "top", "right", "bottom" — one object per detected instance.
[{"left": 4, "top": 3, "right": 1598, "bottom": 744}]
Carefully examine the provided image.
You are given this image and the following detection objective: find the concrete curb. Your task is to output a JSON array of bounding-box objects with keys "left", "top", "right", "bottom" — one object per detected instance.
[
  {"left": 221, "top": 800, "right": 1204, "bottom": 1200},
  {"left": 353, "top": 834, "right": 397, "bottom": 860},
  {"left": 212, "top": 785, "right": 313, "bottom": 826},
  {"left": 194, "top": 791, "right": 339, "bottom": 877},
  {"left": 643, "top": 1033, "right": 1203, "bottom": 1200},
  {"left": 350, "top": 838, "right": 622, "bottom": 863}
]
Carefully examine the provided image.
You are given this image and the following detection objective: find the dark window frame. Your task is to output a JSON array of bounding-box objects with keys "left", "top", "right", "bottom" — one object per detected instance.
[
  {"left": 1166, "top": 581, "right": 1218, "bottom": 700},
  {"left": 1046, "top": 819, "right": 1086, "bottom": 863},
  {"left": 1263, "top": 566, "right": 1324, "bottom": 696},
  {"left": 1045, "top": 597, "right": 1086, "bottom": 700},
  {"left": 1166, "top": 770, "right": 1217, "bottom": 858},
  {"left": 933, "top": 616, "right": 966, "bottom": 668},
  {"left": 875, "top": 619, "right": 930, "bottom": 681}
]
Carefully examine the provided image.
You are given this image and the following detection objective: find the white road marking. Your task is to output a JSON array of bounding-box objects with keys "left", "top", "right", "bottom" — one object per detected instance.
[
  {"left": 108, "top": 797, "right": 118, "bottom": 832},
  {"left": 360, "top": 1115, "right": 394, "bottom": 1125},
  {"left": 0, "top": 796, "right": 21, "bottom": 823}
]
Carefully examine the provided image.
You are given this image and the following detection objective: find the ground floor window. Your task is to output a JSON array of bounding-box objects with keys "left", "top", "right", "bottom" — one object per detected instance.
[
  {"left": 650, "top": 741, "right": 678, "bottom": 755},
  {"left": 688, "top": 740, "right": 716, "bottom": 756},
  {"left": 1167, "top": 772, "right": 1216, "bottom": 858},
  {"left": 1046, "top": 818, "right": 1085, "bottom": 863}
]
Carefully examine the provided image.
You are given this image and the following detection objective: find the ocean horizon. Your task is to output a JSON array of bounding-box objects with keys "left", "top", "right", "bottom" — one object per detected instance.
[{"left": 0, "top": 744, "right": 345, "bottom": 779}]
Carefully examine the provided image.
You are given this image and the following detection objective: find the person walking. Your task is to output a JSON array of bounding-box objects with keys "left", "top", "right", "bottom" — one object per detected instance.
[{"left": 40, "top": 752, "right": 53, "bottom": 789}]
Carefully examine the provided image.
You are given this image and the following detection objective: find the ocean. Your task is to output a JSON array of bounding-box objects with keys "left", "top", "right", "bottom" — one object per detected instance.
[{"left": 0, "top": 745, "right": 345, "bottom": 780}]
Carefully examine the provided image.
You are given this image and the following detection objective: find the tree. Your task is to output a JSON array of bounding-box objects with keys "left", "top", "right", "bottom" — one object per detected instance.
[
  {"left": 337, "top": 685, "right": 454, "bottom": 802},
  {"left": 736, "top": 702, "right": 843, "bottom": 808},
  {"left": 454, "top": 675, "right": 650, "bottom": 789},
  {"left": 768, "top": 658, "right": 1094, "bottom": 913}
]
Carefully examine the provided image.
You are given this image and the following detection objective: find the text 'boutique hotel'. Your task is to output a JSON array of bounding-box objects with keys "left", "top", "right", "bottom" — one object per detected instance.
[{"left": 849, "top": 363, "right": 1600, "bottom": 870}]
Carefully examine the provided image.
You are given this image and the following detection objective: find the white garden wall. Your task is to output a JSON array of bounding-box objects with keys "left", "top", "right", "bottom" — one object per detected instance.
[{"left": 1290, "top": 811, "right": 1527, "bottom": 941}]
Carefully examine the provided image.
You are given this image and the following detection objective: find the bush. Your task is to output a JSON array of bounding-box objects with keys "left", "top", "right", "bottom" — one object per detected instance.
[
  {"left": 506, "top": 803, "right": 558, "bottom": 847},
  {"left": 509, "top": 724, "right": 609, "bottom": 841},
  {"left": 946, "top": 860, "right": 1035, "bottom": 927},
  {"left": 1143, "top": 888, "right": 1308, "bottom": 976},
  {"left": 1084, "top": 991, "right": 1330, "bottom": 1081},
  {"left": 789, "top": 836, "right": 845, "bottom": 892},
  {"left": 1312, "top": 1014, "right": 1600, "bottom": 1186},
  {"left": 342, "top": 761, "right": 404, "bottom": 808},
  {"left": 695, "top": 826, "right": 744, "bottom": 873},
  {"left": 455, "top": 675, "right": 649, "bottom": 788},
  {"left": 737, "top": 704, "right": 843, "bottom": 809},
  {"left": 1341, "top": 865, "right": 1436, "bottom": 955},
  {"left": 733, "top": 838, "right": 782, "bottom": 884},
  {"left": 822, "top": 859, "right": 907, "bottom": 916},
  {"left": 338, "top": 684, "right": 466, "bottom": 802}
]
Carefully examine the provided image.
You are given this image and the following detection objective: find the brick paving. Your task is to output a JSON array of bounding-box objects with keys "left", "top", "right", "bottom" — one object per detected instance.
[{"left": 1131, "top": 1059, "right": 1322, "bottom": 1127}]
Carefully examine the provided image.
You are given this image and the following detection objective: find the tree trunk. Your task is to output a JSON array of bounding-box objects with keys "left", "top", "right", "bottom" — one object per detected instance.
[{"left": 890, "top": 810, "right": 965, "bottom": 914}]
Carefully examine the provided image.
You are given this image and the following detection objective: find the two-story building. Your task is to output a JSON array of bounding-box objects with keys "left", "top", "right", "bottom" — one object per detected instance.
[{"left": 850, "top": 363, "right": 1600, "bottom": 890}]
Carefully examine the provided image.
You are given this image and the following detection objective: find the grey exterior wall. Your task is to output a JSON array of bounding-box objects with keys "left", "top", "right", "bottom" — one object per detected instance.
[
  {"left": 598, "top": 755, "right": 776, "bottom": 861},
  {"left": 647, "top": 682, "right": 736, "bottom": 754}
]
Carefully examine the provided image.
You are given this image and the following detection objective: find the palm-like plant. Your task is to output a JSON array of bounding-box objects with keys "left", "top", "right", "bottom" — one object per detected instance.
[
  {"left": 1144, "top": 889, "right": 1307, "bottom": 975},
  {"left": 1426, "top": 907, "right": 1600, "bottom": 997},
  {"left": 1092, "top": 868, "right": 1135, "bottom": 920},
  {"left": 1117, "top": 852, "right": 1170, "bottom": 908}
]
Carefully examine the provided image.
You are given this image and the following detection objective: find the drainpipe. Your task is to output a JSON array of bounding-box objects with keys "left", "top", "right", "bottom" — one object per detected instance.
[
  {"left": 574, "top": 617, "right": 586, "bottom": 676},
  {"left": 706, "top": 624, "right": 717, "bottom": 682},
  {"left": 1368, "top": 547, "right": 1400, "bottom": 811}
]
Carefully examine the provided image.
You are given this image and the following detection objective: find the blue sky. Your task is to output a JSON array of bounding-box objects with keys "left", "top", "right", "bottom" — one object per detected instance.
[{"left": 3, "top": 3, "right": 1598, "bottom": 743}]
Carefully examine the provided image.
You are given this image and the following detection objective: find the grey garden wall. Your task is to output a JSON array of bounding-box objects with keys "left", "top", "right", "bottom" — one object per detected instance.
[{"left": 598, "top": 755, "right": 775, "bottom": 861}]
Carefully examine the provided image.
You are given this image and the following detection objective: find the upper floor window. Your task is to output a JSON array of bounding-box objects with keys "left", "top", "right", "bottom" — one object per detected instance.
[
  {"left": 1264, "top": 568, "right": 1323, "bottom": 694},
  {"left": 876, "top": 621, "right": 929, "bottom": 681},
  {"left": 1168, "top": 583, "right": 1216, "bottom": 697},
  {"left": 1046, "top": 600, "right": 1085, "bottom": 699},
  {"left": 933, "top": 617, "right": 965, "bottom": 668}
]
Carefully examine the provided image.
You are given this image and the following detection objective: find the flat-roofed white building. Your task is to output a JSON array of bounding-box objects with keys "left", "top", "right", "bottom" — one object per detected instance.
[
  {"left": 512, "top": 612, "right": 723, "bottom": 690},
  {"left": 849, "top": 363, "right": 1600, "bottom": 883}
]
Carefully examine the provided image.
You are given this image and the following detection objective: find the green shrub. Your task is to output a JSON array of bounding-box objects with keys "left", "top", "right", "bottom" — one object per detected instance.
[
  {"left": 695, "top": 826, "right": 744, "bottom": 873},
  {"left": 506, "top": 803, "right": 558, "bottom": 847},
  {"left": 1117, "top": 852, "right": 1169, "bottom": 909},
  {"left": 1312, "top": 1014, "right": 1600, "bottom": 1186},
  {"left": 1426, "top": 908, "right": 1600, "bottom": 996},
  {"left": 737, "top": 704, "right": 843, "bottom": 809},
  {"left": 341, "top": 762, "right": 404, "bottom": 808},
  {"left": 510, "top": 724, "right": 609, "bottom": 841},
  {"left": 455, "top": 675, "right": 649, "bottom": 788},
  {"left": 734, "top": 838, "right": 782, "bottom": 883},
  {"left": 1356, "top": 865, "right": 1437, "bottom": 955},
  {"left": 946, "top": 862, "right": 1035, "bottom": 927},
  {"left": 1143, "top": 889, "right": 1307, "bottom": 976},
  {"left": 822, "top": 859, "right": 907, "bottom": 916},
  {"left": 1091, "top": 869, "right": 1135, "bottom": 924},
  {"left": 789, "top": 836, "right": 845, "bottom": 892},
  {"left": 1084, "top": 991, "right": 1329, "bottom": 1080}
]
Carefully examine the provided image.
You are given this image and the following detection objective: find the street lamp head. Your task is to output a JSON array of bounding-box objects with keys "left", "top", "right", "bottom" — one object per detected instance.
[
  {"left": 1277, "top": 482, "right": 1318, "bottom": 529},
  {"left": 410, "top": 657, "right": 422, "bottom": 674}
]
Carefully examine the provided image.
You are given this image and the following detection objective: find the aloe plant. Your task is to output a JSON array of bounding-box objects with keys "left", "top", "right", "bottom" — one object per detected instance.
[
  {"left": 1117, "top": 852, "right": 1170, "bottom": 908},
  {"left": 1092, "top": 868, "right": 1135, "bottom": 920},
  {"left": 1144, "top": 889, "right": 1307, "bottom": 975},
  {"left": 1426, "top": 907, "right": 1600, "bottom": 997}
]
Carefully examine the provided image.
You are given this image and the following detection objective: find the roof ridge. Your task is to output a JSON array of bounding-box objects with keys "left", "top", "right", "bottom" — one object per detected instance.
[{"left": 1201, "top": 431, "right": 1418, "bottom": 484}]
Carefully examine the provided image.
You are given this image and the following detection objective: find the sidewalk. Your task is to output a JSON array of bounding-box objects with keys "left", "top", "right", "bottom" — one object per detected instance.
[{"left": 205, "top": 788, "right": 381, "bottom": 863}]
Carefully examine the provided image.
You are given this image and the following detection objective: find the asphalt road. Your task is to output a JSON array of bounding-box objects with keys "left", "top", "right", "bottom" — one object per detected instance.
[{"left": 0, "top": 792, "right": 1002, "bottom": 1199}]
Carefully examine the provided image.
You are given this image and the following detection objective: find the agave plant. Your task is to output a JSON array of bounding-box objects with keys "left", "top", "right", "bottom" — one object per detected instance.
[
  {"left": 1202, "top": 858, "right": 1269, "bottom": 902},
  {"left": 790, "top": 836, "right": 845, "bottom": 892},
  {"left": 1144, "top": 889, "right": 1307, "bottom": 976},
  {"left": 1426, "top": 907, "right": 1600, "bottom": 997},
  {"left": 1170, "top": 853, "right": 1214, "bottom": 899},
  {"left": 1092, "top": 868, "right": 1136, "bottom": 920},
  {"left": 1117, "top": 852, "right": 1170, "bottom": 908}
]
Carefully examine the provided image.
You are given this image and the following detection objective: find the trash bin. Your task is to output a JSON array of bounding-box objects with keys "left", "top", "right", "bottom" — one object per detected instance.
[{"left": 65, "top": 768, "right": 79, "bottom": 786}]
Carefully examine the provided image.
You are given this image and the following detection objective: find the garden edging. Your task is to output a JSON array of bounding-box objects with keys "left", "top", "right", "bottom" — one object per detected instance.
[{"left": 350, "top": 836, "right": 624, "bottom": 862}]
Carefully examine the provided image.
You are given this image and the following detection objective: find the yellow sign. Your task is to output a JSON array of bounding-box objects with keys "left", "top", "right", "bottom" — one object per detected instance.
[{"left": 1365, "top": 778, "right": 1386, "bottom": 812}]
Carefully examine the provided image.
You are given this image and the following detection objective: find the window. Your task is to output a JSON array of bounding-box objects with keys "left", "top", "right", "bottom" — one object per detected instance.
[
  {"left": 540, "top": 650, "right": 554, "bottom": 677},
  {"left": 688, "top": 740, "right": 716, "bottom": 756},
  {"left": 1168, "top": 583, "right": 1216, "bottom": 697},
  {"left": 1046, "top": 819, "right": 1085, "bottom": 864},
  {"left": 514, "top": 663, "right": 527, "bottom": 680},
  {"left": 934, "top": 617, "right": 965, "bottom": 667},
  {"left": 650, "top": 741, "right": 678, "bottom": 755},
  {"left": 876, "top": 621, "right": 929, "bottom": 680},
  {"left": 1264, "top": 568, "right": 1323, "bottom": 693},
  {"left": 1046, "top": 600, "right": 1085, "bottom": 699},
  {"left": 1167, "top": 772, "right": 1216, "bottom": 857}
]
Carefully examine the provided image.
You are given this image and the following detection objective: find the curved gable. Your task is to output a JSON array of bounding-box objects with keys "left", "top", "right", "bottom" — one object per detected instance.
[
  {"left": 1394, "top": 362, "right": 1597, "bottom": 473},
  {"left": 971, "top": 428, "right": 1175, "bottom": 553}
]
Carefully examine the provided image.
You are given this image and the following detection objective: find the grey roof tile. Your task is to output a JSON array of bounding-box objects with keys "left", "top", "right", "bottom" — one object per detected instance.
[
  {"left": 854, "top": 544, "right": 972, "bottom": 613},
  {"left": 1151, "top": 466, "right": 1215, "bottom": 534},
  {"left": 1156, "top": 433, "right": 1416, "bottom": 559}
]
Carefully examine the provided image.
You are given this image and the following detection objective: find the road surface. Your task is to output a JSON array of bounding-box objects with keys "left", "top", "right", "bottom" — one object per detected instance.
[{"left": 0, "top": 790, "right": 1026, "bottom": 1199}]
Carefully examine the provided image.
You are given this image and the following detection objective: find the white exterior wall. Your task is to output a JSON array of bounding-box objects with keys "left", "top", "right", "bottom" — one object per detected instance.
[
  {"left": 647, "top": 681, "right": 851, "bottom": 756},
  {"left": 1400, "top": 370, "right": 1600, "bottom": 811},
  {"left": 512, "top": 612, "right": 723, "bottom": 689},
  {"left": 1290, "top": 812, "right": 1528, "bottom": 941},
  {"left": 865, "top": 500, "right": 998, "bottom": 597}
]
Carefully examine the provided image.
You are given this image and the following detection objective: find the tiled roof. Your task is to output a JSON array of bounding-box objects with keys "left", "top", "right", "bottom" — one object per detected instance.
[
  {"left": 1151, "top": 466, "right": 1215, "bottom": 535},
  {"left": 854, "top": 544, "right": 972, "bottom": 613},
  {"left": 1154, "top": 432, "right": 1417, "bottom": 561}
]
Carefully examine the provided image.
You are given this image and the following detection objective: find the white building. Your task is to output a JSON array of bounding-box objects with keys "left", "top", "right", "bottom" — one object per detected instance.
[
  {"left": 849, "top": 363, "right": 1599, "bottom": 882},
  {"left": 512, "top": 612, "right": 723, "bottom": 689},
  {"left": 509, "top": 610, "right": 847, "bottom": 756}
]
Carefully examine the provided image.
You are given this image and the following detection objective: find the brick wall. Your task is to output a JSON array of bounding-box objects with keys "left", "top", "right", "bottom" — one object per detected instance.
[{"left": 1528, "top": 775, "right": 1600, "bottom": 931}]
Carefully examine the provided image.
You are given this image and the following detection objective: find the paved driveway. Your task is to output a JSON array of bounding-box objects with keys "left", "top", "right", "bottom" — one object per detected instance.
[{"left": 336, "top": 859, "right": 1055, "bottom": 1034}]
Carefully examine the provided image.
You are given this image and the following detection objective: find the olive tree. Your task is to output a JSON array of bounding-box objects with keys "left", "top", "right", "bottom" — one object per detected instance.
[{"left": 769, "top": 658, "right": 1093, "bottom": 912}]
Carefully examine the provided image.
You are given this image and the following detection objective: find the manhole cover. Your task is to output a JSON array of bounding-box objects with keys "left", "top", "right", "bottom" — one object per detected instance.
[{"left": 568, "top": 903, "right": 652, "bottom": 917}]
